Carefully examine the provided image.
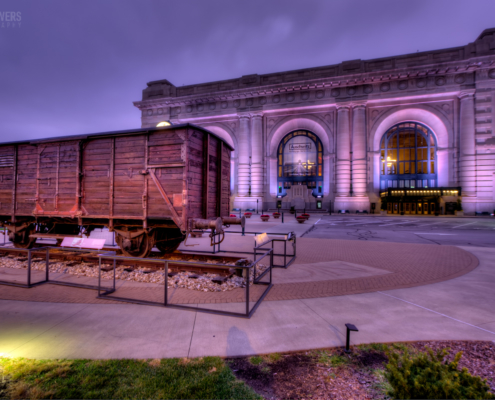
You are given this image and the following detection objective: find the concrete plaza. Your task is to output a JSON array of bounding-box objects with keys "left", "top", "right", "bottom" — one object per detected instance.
[{"left": 0, "top": 215, "right": 494, "bottom": 359}]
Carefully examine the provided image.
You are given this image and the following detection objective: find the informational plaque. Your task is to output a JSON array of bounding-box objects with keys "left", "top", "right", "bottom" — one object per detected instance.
[
  {"left": 60, "top": 237, "right": 106, "bottom": 250},
  {"left": 254, "top": 232, "right": 271, "bottom": 247}
]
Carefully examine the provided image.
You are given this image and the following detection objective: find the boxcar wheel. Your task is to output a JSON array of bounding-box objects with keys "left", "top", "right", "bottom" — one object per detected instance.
[
  {"left": 12, "top": 225, "right": 36, "bottom": 249},
  {"left": 155, "top": 228, "right": 184, "bottom": 254},
  {"left": 156, "top": 237, "right": 183, "bottom": 254},
  {"left": 116, "top": 232, "right": 153, "bottom": 258}
]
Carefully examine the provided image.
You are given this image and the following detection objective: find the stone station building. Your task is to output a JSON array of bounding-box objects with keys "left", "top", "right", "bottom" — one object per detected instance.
[{"left": 134, "top": 28, "right": 495, "bottom": 215}]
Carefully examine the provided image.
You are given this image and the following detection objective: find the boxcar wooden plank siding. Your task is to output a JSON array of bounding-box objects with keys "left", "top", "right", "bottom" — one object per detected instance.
[{"left": 0, "top": 124, "right": 233, "bottom": 254}]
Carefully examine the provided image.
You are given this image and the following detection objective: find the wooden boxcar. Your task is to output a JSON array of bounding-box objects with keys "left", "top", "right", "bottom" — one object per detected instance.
[{"left": 0, "top": 124, "right": 236, "bottom": 257}]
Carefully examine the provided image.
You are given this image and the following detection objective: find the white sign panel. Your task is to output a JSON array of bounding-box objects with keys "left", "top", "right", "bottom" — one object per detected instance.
[{"left": 60, "top": 237, "right": 106, "bottom": 250}]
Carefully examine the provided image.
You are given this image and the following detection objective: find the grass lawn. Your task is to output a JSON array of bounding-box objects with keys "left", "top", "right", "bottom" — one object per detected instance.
[{"left": 0, "top": 356, "right": 261, "bottom": 399}]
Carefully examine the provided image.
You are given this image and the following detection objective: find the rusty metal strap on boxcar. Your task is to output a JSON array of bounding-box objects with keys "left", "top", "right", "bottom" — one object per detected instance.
[{"left": 148, "top": 168, "right": 183, "bottom": 231}]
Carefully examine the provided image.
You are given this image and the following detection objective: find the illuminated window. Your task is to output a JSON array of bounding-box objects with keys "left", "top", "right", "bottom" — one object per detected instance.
[
  {"left": 277, "top": 130, "right": 323, "bottom": 195},
  {"left": 380, "top": 123, "right": 437, "bottom": 189}
]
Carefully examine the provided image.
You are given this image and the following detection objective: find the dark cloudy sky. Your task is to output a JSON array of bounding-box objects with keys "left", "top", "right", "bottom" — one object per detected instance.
[{"left": 1, "top": 0, "right": 494, "bottom": 142}]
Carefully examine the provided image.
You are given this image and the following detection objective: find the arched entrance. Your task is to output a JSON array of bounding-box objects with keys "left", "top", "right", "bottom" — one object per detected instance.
[{"left": 276, "top": 130, "right": 324, "bottom": 209}]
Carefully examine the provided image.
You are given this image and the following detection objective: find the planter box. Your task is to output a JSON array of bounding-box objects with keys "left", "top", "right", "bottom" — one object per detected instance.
[
  {"left": 296, "top": 217, "right": 306, "bottom": 224},
  {"left": 455, "top": 211, "right": 464, "bottom": 216},
  {"left": 380, "top": 210, "right": 388, "bottom": 215},
  {"left": 260, "top": 216, "right": 270, "bottom": 222},
  {"left": 244, "top": 213, "right": 252, "bottom": 219},
  {"left": 273, "top": 213, "right": 281, "bottom": 219}
]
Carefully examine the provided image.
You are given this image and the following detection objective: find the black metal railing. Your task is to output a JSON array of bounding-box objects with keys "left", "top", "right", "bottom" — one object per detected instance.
[
  {"left": 96, "top": 248, "right": 273, "bottom": 318},
  {"left": 0, "top": 247, "right": 50, "bottom": 288},
  {"left": 182, "top": 230, "right": 296, "bottom": 268}
]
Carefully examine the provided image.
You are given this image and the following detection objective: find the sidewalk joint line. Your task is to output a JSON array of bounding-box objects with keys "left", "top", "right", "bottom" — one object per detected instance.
[
  {"left": 298, "top": 298, "right": 344, "bottom": 337},
  {"left": 377, "top": 291, "right": 495, "bottom": 336},
  {"left": 187, "top": 309, "right": 198, "bottom": 358}
]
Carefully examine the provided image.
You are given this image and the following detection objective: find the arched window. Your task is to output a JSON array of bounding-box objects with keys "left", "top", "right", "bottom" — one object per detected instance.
[
  {"left": 277, "top": 130, "right": 323, "bottom": 196},
  {"left": 380, "top": 122, "right": 437, "bottom": 190}
]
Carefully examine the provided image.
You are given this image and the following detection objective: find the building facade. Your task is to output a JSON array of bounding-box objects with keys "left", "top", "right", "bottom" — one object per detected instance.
[{"left": 134, "top": 28, "right": 495, "bottom": 215}]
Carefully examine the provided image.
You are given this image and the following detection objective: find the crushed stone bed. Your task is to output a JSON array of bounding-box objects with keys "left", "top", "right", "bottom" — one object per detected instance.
[{"left": 0, "top": 256, "right": 269, "bottom": 293}]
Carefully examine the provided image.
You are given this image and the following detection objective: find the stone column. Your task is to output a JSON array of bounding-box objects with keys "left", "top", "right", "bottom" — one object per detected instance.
[
  {"left": 250, "top": 112, "right": 264, "bottom": 197},
  {"left": 336, "top": 105, "right": 351, "bottom": 197},
  {"left": 237, "top": 115, "right": 251, "bottom": 197},
  {"left": 459, "top": 91, "right": 476, "bottom": 197},
  {"left": 351, "top": 104, "right": 367, "bottom": 197}
]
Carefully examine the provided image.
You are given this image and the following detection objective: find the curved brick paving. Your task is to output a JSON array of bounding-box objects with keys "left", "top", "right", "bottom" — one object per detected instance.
[{"left": 0, "top": 238, "right": 478, "bottom": 305}]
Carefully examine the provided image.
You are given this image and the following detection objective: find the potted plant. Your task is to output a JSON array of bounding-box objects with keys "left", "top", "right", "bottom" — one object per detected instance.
[
  {"left": 244, "top": 212, "right": 252, "bottom": 218},
  {"left": 456, "top": 199, "right": 464, "bottom": 216},
  {"left": 260, "top": 214, "right": 270, "bottom": 222},
  {"left": 296, "top": 216, "right": 306, "bottom": 224},
  {"left": 229, "top": 214, "right": 237, "bottom": 217},
  {"left": 301, "top": 213, "right": 310, "bottom": 220},
  {"left": 272, "top": 212, "right": 281, "bottom": 219},
  {"left": 290, "top": 206, "right": 295, "bottom": 214}
]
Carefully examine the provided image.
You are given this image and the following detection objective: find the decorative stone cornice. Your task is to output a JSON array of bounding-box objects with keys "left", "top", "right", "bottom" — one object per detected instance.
[{"left": 458, "top": 89, "right": 476, "bottom": 100}]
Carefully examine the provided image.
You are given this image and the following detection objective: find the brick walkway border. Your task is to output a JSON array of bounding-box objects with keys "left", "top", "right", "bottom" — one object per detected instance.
[{"left": 0, "top": 238, "right": 478, "bottom": 305}]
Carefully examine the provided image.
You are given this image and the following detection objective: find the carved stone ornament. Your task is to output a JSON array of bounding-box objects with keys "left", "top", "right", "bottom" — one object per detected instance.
[
  {"left": 316, "top": 90, "right": 325, "bottom": 98},
  {"left": 442, "top": 103, "right": 451, "bottom": 114},
  {"left": 347, "top": 87, "right": 356, "bottom": 95},
  {"left": 331, "top": 88, "right": 340, "bottom": 97},
  {"left": 197, "top": 104, "right": 204, "bottom": 111},
  {"left": 147, "top": 109, "right": 153, "bottom": 116},
  {"left": 175, "top": 107, "right": 181, "bottom": 114},
  {"left": 454, "top": 74, "right": 466, "bottom": 84},
  {"left": 287, "top": 94, "right": 294, "bottom": 102},
  {"left": 272, "top": 95, "right": 280, "bottom": 103},
  {"left": 301, "top": 92, "right": 309, "bottom": 100},
  {"left": 398, "top": 81, "right": 408, "bottom": 90},
  {"left": 363, "top": 85, "right": 373, "bottom": 94},
  {"left": 186, "top": 105, "right": 193, "bottom": 112},
  {"left": 221, "top": 101, "right": 228, "bottom": 109},
  {"left": 233, "top": 99, "right": 240, "bottom": 107},
  {"left": 416, "top": 78, "right": 426, "bottom": 88},
  {"left": 246, "top": 98, "right": 253, "bottom": 106},
  {"left": 209, "top": 103, "right": 216, "bottom": 110},
  {"left": 435, "top": 77, "right": 446, "bottom": 86},
  {"left": 157, "top": 108, "right": 163, "bottom": 115},
  {"left": 268, "top": 119, "right": 275, "bottom": 128},
  {"left": 259, "top": 96, "right": 267, "bottom": 105},
  {"left": 371, "top": 109, "right": 380, "bottom": 120},
  {"left": 380, "top": 82, "right": 390, "bottom": 92},
  {"left": 489, "top": 69, "right": 495, "bottom": 79}
]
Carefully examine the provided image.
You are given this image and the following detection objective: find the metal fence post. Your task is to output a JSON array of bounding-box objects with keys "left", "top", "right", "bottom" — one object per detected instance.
[
  {"left": 45, "top": 248, "right": 50, "bottom": 282},
  {"left": 245, "top": 266, "right": 250, "bottom": 316},
  {"left": 164, "top": 261, "right": 168, "bottom": 306}
]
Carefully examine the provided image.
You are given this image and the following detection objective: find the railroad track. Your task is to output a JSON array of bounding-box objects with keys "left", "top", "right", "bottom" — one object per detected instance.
[{"left": 0, "top": 246, "right": 247, "bottom": 277}]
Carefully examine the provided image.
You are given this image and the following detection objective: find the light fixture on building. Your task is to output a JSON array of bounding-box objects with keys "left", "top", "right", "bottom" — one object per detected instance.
[{"left": 156, "top": 121, "right": 172, "bottom": 127}]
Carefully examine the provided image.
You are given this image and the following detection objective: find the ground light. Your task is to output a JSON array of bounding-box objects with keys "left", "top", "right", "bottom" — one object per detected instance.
[
  {"left": 156, "top": 121, "right": 172, "bottom": 127},
  {"left": 345, "top": 323, "right": 359, "bottom": 353}
]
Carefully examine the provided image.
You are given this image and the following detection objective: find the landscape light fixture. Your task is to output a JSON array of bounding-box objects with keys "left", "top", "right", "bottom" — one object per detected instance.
[
  {"left": 345, "top": 323, "right": 359, "bottom": 353},
  {"left": 156, "top": 121, "right": 172, "bottom": 127}
]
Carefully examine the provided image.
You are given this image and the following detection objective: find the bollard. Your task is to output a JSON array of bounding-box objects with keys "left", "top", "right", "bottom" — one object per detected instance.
[
  {"left": 239, "top": 209, "right": 241, "bottom": 218},
  {"left": 345, "top": 323, "right": 359, "bottom": 353},
  {"left": 282, "top": 212, "right": 284, "bottom": 223},
  {"left": 242, "top": 226, "right": 245, "bottom": 236}
]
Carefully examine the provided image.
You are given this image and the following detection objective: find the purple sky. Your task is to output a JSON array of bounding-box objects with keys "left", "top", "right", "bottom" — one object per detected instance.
[{"left": 1, "top": 0, "right": 494, "bottom": 142}]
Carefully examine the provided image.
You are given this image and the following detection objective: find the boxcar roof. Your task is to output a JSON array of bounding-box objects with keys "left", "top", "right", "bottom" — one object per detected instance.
[{"left": 0, "top": 123, "right": 234, "bottom": 151}]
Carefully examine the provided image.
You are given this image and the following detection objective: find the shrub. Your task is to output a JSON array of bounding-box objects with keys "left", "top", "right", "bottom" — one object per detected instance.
[{"left": 385, "top": 347, "right": 494, "bottom": 399}]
